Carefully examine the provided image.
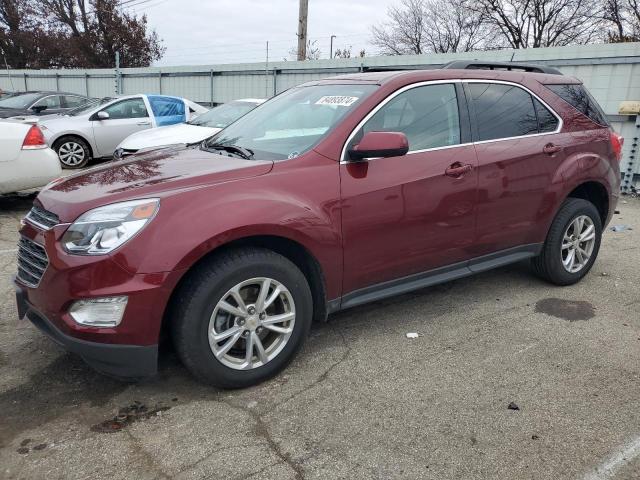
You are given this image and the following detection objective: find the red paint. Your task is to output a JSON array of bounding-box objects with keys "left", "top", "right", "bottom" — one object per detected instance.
[{"left": 17, "top": 68, "right": 620, "bottom": 350}]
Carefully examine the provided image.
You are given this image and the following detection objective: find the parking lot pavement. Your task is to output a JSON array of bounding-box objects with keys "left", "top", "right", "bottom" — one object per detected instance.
[{"left": 0, "top": 195, "right": 639, "bottom": 480}]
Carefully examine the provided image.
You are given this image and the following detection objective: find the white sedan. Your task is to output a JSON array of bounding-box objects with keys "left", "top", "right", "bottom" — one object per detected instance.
[
  {"left": 39, "top": 94, "right": 209, "bottom": 169},
  {"left": 0, "top": 121, "right": 61, "bottom": 195},
  {"left": 114, "top": 98, "right": 265, "bottom": 159}
]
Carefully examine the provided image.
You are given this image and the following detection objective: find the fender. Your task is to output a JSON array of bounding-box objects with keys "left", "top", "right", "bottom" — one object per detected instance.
[
  {"left": 49, "top": 131, "right": 96, "bottom": 158},
  {"left": 539, "top": 134, "right": 618, "bottom": 238},
  {"left": 109, "top": 156, "right": 344, "bottom": 300}
]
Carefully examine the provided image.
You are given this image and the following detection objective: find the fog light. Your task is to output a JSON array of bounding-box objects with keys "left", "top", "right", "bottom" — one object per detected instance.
[{"left": 69, "top": 296, "right": 128, "bottom": 327}]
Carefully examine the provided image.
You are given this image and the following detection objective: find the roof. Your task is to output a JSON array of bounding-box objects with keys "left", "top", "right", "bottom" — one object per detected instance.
[{"left": 317, "top": 68, "right": 580, "bottom": 86}]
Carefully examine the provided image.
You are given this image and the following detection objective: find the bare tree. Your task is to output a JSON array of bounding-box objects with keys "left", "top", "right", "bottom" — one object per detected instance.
[
  {"left": 469, "top": 0, "right": 601, "bottom": 48},
  {"left": 288, "top": 39, "right": 321, "bottom": 60},
  {"left": 371, "top": 0, "right": 494, "bottom": 55},
  {"left": 423, "top": 0, "right": 502, "bottom": 52},
  {"left": 36, "top": 0, "right": 164, "bottom": 67},
  {"left": 602, "top": 0, "right": 640, "bottom": 41},
  {"left": 371, "top": 0, "right": 426, "bottom": 54}
]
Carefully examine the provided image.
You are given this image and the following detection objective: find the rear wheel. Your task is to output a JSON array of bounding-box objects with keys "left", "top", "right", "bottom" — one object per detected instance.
[
  {"left": 171, "top": 248, "right": 313, "bottom": 388},
  {"left": 532, "top": 198, "right": 602, "bottom": 285},
  {"left": 54, "top": 136, "right": 91, "bottom": 169}
]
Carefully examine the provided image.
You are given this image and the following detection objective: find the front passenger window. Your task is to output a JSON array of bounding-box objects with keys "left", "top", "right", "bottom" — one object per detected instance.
[
  {"left": 349, "top": 84, "right": 461, "bottom": 153},
  {"left": 101, "top": 98, "right": 149, "bottom": 120}
]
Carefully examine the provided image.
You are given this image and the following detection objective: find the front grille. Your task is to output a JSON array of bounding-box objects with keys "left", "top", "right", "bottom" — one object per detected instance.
[
  {"left": 26, "top": 206, "right": 60, "bottom": 230},
  {"left": 17, "top": 237, "right": 49, "bottom": 288}
]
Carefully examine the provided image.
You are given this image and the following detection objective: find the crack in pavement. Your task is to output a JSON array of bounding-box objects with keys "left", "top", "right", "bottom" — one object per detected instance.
[
  {"left": 265, "top": 327, "right": 352, "bottom": 415},
  {"left": 220, "top": 398, "right": 306, "bottom": 480},
  {"left": 124, "top": 429, "right": 173, "bottom": 480}
]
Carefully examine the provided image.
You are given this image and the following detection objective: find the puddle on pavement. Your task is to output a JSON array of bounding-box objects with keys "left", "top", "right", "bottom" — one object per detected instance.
[
  {"left": 535, "top": 298, "right": 595, "bottom": 321},
  {"left": 0, "top": 353, "right": 129, "bottom": 448},
  {"left": 91, "top": 401, "right": 171, "bottom": 433}
]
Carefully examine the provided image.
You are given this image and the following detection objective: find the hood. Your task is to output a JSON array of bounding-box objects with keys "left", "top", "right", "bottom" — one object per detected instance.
[
  {"left": 0, "top": 107, "right": 29, "bottom": 118},
  {"left": 119, "top": 123, "right": 221, "bottom": 151},
  {"left": 37, "top": 145, "right": 273, "bottom": 222}
]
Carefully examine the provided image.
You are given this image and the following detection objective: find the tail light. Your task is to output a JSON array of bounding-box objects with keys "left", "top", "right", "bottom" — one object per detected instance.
[
  {"left": 610, "top": 130, "right": 624, "bottom": 162},
  {"left": 21, "top": 125, "right": 47, "bottom": 150}
]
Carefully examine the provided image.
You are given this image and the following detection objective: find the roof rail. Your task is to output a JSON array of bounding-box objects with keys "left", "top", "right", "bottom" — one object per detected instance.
[{"left": 441, "top": 60, "right": 563, "bottom": 75}]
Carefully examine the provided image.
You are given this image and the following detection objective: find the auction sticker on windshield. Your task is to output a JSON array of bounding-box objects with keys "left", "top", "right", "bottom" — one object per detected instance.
[{"left": 315, "top": 96, "right": 359, "bottom": 107}]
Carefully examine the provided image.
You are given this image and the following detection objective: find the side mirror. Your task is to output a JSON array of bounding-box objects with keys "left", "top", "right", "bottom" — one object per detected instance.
[
  {"left": 348, "top": 131, "right": 409, "bottom": 161},
  {"left": 97, "top": 111, "right": 110, "bottom": 120},
  {"left": 31, "top": 105, "right": 47, "bottom": 113}
]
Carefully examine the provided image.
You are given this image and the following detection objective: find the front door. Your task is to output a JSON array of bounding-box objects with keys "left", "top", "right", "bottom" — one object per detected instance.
[
  {"left": 340, "top": 82, "right": 478, "bottom": 295},
  {"left": 92, "top": 97, "right": 153, "bottom": 157}
]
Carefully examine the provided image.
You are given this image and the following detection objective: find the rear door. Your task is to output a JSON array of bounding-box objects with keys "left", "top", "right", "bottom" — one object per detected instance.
[
  {"left": 466, "top": 81, "right": 564, "bottom": 255},
  {"left": 340, "top": 82, "right": 478, "bottom": 295},
  {"left": 91, "top": 97, "right": 153, "bottom": 157}
]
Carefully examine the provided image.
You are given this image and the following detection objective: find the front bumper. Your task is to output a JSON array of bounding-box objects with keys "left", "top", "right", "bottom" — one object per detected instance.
[
  {"left": 15, "top": 220, "right": 186, "bottom": 378},
  {"left": 16, "top": 283, "right": 158, "bottom": 378}
]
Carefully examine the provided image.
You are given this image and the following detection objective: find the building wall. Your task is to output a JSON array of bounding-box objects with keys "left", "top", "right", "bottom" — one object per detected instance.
[{"left": 1, "top": 42, "right": 639, "bottom": 189}]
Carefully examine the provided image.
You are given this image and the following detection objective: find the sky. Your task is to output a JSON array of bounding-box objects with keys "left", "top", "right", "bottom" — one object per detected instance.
[{"left": 123, "top": 0, "right": 393, "bottom": 66}]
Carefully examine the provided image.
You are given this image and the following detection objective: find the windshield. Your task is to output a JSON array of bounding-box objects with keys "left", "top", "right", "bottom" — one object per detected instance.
[
  {"left": 0, "top": 93, "right": 42, "bottom": 109},
  {"left": 206, "top": 84, "right": 377, "bottom": 160},
  {"left": 68, "top": 97, "right": 112, "bottom": 116},
  {"left": 189, "top": 101, "right": 258, "bottom": 128}
]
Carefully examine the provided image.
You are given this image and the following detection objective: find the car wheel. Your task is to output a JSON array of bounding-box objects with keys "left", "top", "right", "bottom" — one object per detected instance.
[
  {"left": 531, "top": 198, "right": 602, "bottom": 285},
  {"left": 54, "top": 137, "right": 91, "bottom": 169},
  {"left": 171, "top": 248, "right": 313, "bottom": 388}
]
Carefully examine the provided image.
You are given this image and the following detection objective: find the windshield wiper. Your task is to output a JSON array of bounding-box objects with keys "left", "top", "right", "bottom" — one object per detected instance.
[{"left": 204, "top": 143, "right": 254, "bottom": 160}]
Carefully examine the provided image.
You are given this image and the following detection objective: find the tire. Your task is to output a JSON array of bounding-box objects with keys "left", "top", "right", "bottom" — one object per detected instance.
[
  {"left": 54, "top": 136, "right": 91, "bottom": 169},
  {"left": 531, "top": 198, "right": 602, "bottom": 285},
  {"left": 171, "top": 247, "right": 313, "bottom": 388}
]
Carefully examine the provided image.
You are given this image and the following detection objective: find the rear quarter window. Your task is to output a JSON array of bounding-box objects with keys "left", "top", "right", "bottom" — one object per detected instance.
[{"left": 545, "top": 84, "right": 610, "bottom": 127}]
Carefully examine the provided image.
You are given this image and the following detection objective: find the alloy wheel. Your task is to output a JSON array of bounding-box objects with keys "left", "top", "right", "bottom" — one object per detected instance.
[
  {"left": 561, "top": 215, "right": 596, "bottom": 273},
  {"left": 58, "top": 142, "right": 86, "bottom": 166},
  {"left": 208, "top": 277, "right": 296, "bottom": 370}
]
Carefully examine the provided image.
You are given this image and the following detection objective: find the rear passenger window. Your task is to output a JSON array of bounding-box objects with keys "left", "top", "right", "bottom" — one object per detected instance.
[
  {"left": 350, "top": 83, "right": 460, "bottom": 152},
  {"left": 533, "top": 98, "right": 559, "bottom": 133},
  {"left": 545, "top": 84, "right": 609, "bottom": 127},
  {"left": 469, "top": 83, "right": 538, "bottom": 141}
]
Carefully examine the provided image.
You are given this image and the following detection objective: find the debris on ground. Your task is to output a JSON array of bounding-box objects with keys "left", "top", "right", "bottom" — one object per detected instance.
[
  {"left": 531, "top": 434, "right": 539, "bottom": 440},
  {"left": 90, "top": 401, "right": 171, "bottom": 433},
  {"left": 406, "top": 332, "right": 422, "bottom": 339},
  {"left": 601, "top": 272, "right": 609, "bottom": 277},
  {"left": 507, "top": 402, "right": 520, "bottom": 411},
  {"left": 610, "top": 225, "right": 633, "bottom": 232}
]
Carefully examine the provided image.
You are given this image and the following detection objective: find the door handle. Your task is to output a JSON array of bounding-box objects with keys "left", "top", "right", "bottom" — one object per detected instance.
[
  {"left": 137, "top": 121, "right": 151, "bottom": 126},
  {"left": 445, "top": 162, "right": 473, "bottom": 177},
  {"left": 543, "top": 143, "right": 562, "bottom": 155}
]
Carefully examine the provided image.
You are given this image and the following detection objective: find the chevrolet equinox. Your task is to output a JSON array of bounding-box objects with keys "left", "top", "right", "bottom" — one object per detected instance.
[{"left": 15, "top": 61, "right": 623, "bottom": 388}]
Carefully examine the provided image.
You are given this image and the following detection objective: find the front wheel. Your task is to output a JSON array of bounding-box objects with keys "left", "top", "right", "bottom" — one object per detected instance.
[
  {"left": 531, "top": 198, "right": 602, "bottom": 285},
  {"left": 171, "top": 248, "right": 313, "bottom": 388},
  {"left": 54, "top": 136, "right": 91, "bottom": 169}
]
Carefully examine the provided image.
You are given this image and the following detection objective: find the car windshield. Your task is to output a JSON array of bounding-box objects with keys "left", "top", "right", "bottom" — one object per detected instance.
[
  {"left": 0, "top": 93, "right": 42, "bottom": 109},
  {"left": 68, "top": 97, "right": 112, "bottom": 116},
  {"left": 205, "top": 84, "right": 377, "bottom": 160},
  {"left": 189, "top": 101, "right": 259, "bottom": 128}
]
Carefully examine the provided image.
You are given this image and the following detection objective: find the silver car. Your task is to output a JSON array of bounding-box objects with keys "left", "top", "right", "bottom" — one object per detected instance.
[{"left": 38, "top": 94, "right": 208, "bottom": 168}]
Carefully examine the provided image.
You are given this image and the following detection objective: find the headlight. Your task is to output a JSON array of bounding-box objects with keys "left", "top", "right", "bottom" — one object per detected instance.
[{"left": 62, "top": 199, "right": 159, "bottom": 255}]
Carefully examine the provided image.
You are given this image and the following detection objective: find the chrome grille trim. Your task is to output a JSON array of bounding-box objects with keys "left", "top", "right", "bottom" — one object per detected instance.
[
  {"left": 16, "top": 237, "right": 49, "bottom": 288},
  {"left": 25, "top": 206, "right": 60, "bottom": 230}
]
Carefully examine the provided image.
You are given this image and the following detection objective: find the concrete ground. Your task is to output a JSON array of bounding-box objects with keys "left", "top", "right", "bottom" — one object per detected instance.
[{"left": 1, "top": 193, "right": 639, "bottom": 480}]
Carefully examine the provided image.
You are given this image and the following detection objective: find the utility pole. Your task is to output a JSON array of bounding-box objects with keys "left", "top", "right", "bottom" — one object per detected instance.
[
  {"left": 330, "top": 35, "right": 336, "bottom": 59},
  {"left": 297, "top": 0, "right": 308, "bottom": 61},
  {"left": 115, "top": 51, "right": 121, "bottom": 95},
  {"left": 265, "top": 41, "right": 269, "bottom": 97}
]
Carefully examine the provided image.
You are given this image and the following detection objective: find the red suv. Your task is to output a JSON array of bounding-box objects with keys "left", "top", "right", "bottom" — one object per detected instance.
[{"left": 15, "top": 61, "right": 622, "bottom": 388}]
